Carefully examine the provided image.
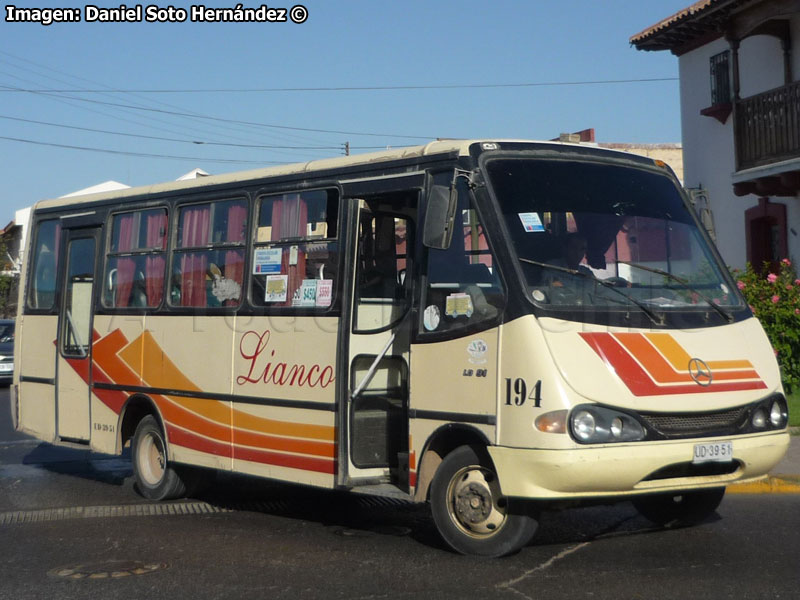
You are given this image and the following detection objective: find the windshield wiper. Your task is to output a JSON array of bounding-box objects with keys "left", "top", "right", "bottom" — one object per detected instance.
[
  {"left": 519, "top": 258, "right": 665, "bottom": 325},
  {"left": 617, "top": 260, "right": 734, "bottom": 323}
]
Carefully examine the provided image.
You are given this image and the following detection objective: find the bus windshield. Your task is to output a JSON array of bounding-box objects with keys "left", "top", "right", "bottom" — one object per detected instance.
[{"left": 485, "top": 157, "right": 746, "bottom": 327}]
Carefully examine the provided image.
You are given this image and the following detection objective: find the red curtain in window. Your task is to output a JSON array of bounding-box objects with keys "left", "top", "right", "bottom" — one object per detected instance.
[
  {"left": 115, "top": 214, "right": 136, "bottom": 307},
  {"left": 180, "top": 206, "right": 210, "bottom": 307},
  {"left": 270, "top": 198, "right": 283, "bottom": 242},
  {"left": 271, "top": 195, "right": 308, "bottom": 305},
  {"left": 145, "top": 211, "right": 167, "bottom": 306},
  {"left": 224, "top": 202, "right": 247, "bottom": 306},
  {"left": 270, "top": 194, "right": 308, "bottom": 240}
]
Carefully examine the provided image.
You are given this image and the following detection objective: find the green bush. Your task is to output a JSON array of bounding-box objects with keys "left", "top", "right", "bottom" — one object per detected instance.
[
  {"left": 733, "top": 259, "right": 800, "bottom": 392},
  {"left": 788, "top": 391, "right": 800, "bottom": 428}
]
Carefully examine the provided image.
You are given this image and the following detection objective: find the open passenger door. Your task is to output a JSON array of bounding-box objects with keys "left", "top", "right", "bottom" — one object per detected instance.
[{"left": 339, "top": 173, "right": 424, "bottom": 493}]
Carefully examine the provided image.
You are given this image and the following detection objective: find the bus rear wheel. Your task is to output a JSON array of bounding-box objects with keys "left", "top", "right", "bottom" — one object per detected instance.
[
  {"left": 132, "top": 415, "right": 187, "bottom": 501},
  {"left": 632, "top": 487, "right": 725, "bottom": 526},
  {"left": 430, "top": 445, "right": 538, "bottom": 557}
]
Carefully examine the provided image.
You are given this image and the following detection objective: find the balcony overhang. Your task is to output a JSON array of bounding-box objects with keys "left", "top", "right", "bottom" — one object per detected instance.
[
  {"left": 630, "top": 0, "right": 741, "bottom": 55},
  {"left": 631, "top": 0, "right": 795, "bottom": 55},
  {"left": 732, "top": 157, "right": 800, "bottom": 196}
]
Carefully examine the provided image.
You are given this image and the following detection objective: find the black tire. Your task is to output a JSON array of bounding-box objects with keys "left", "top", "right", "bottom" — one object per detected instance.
[
  {"left": 430, "top": 445, "right": 538, "bottom": 557},
  {"left": 633, "top": 487, "right": 726, "bottom": 526},
  {"left": 132, "top": 415, "right": 187, "bottom": 501}
]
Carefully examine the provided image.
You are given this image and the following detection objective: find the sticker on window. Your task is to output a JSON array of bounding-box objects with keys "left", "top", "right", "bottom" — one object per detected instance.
[
  {"left": 445, "top": 293, "right": 474, "bottom": 318},
  {"left": 423, "top": 305, "right": 441, "bottom": 331},
  {"left": 316, "top": 279, "right": 333, "bottom": 308},
  {"left": 293, "top": 279, "right": 318, "bottom": 307},
  {"left": 211, "top": 273, "right": 241, "bottom": 303},
  {"left": 265, "top": 274, "right": 288, "bottom": 302},
  {"left": 518, "top": 212, "right": 545, "bottom": 233},
  {"left": 253, "top": 248, "right": 282, "bottom": 274}
]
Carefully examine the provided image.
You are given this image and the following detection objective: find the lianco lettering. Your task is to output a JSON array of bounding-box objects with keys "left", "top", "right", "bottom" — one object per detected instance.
[{"left": 237, "top": 329, "right": 335, "bottom": 388}]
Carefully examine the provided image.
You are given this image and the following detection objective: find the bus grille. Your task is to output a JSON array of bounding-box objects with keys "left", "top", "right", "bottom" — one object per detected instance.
[{"left": 639, "top": 406, "right": 748, "bottom": 438}]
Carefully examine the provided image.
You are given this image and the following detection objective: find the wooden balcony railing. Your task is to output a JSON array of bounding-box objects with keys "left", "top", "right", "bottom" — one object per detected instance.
[{"left": 735, "top": 80, "right": 800, "bottom": 171}]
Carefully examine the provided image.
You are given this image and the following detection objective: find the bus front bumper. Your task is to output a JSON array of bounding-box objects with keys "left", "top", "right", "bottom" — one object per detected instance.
[{"left": 487, "top": 431, "right": 790, "bottom": 500}]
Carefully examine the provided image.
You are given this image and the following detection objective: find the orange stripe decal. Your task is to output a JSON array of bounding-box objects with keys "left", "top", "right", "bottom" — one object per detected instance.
[
  {"left": 116, "top": 330, "right": 335, "bottom": 442},
  {"left": 79, "top": 328, "right": 337, "bottom": 472},
  {"left": 580, "top": 332, "right": 766, "bottom": 396},
  {"left": 645, "top": 333, "right": 754, "bottom": 371},
  {"left": 231, "top": 410, "right": 333, "bottom": 441},
  {"left": 615, "top": 333, "right": 761, "bottom": 384}
]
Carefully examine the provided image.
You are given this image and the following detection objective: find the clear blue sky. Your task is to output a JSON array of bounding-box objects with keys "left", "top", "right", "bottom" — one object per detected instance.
[{"left": 1, "top": 0, "right": 692, "bottom": 218}]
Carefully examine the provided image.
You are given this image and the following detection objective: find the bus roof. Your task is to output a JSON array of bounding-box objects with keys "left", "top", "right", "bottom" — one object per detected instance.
[{"left": 33, "top": 139, "right": 659, "bottom": 211}]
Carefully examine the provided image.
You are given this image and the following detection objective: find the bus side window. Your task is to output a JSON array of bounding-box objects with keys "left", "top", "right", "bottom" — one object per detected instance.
[
  {"left": 170, "top": 199, "right": 247, "bottom": 309},
  {"left": 34, "top": 253, "right": 57, "bottom": 309},
  {"left": 421, "top": 177, "right": 505, "bottom": 334},
  {"left": 251, "top": 189, "right": 339, "bottom": 310},
  {"left": 28, "top": 219, "right": 61, "bottom": 311},
  {"left": 103, "top": 209, "right": 169, "bottom": 309}
]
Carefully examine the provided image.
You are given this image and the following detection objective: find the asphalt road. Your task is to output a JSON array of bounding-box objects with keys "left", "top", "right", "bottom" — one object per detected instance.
[{"left": 2, "top": 388, "right": 799, "bottom": 600}]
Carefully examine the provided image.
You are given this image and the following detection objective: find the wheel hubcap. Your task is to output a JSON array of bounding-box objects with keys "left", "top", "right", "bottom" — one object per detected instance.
[
  {"left": 448, "top": 466, "right": 507, "bottom": 537},
  {"left": 138, "top": 432, "right": 166, "bottom": 486}
]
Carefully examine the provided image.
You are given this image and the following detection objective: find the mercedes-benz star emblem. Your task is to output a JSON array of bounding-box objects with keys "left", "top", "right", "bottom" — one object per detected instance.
[{"left": 688, "top": 357, "right": 713, "bottom": 386}]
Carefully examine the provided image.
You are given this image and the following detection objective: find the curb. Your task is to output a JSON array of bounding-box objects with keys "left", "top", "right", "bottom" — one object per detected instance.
[
  {"left": 728, "top": 475, "right": 800, "bottom": 494},
  {"left": 726, "top": 427, "right": 800, "bottom": 493}
]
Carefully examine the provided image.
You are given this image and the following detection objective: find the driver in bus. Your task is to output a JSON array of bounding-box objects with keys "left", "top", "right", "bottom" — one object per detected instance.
[{"left": 541, "top": 232, "right": 593, "bottom": 287}]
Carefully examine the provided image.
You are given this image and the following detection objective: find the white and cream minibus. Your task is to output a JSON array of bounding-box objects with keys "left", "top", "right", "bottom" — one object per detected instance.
[{"left": 12, "top": 140, "right": 790, "bottom": 556}]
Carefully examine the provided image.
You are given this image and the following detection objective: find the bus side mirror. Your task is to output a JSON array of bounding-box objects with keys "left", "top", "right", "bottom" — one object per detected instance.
[{"left": 423, "top": 183, "right": 458, "bottom": 250}]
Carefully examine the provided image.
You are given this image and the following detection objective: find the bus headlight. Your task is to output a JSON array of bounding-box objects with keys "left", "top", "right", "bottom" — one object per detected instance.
[
  {"left": 744, "top": 395, "right": 788, "bottom": 432},
  {"left": 769, "top": 398, "right": 788, "bottom": 428},
  {"left": 569, "top": 405, "right": 646, "bottom": 444},
  {"left": 610, "top": 417, "right": 624, "bottom": 438},
  {"left": 751, "top": 408, "right": 767, "bottom": 429},
  {"left": 572, "top": 410, "right": 596, "bottom": 441}
]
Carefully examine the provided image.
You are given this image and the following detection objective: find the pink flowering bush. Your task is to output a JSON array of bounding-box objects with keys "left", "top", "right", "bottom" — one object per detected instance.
[{"left": 733, "top": 259, "right": 800, "bottom": 391}]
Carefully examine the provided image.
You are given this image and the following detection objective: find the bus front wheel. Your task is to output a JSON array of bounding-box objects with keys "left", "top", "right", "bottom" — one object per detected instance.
[
  {"left": 132, "top": 415, "right": 187, "bottom": 501},
  {"left": 430, "top": 445, "right": 538, "bottom": 557},
  {"left": 632, "top": 487, "right": 726, "bottom": 526}
]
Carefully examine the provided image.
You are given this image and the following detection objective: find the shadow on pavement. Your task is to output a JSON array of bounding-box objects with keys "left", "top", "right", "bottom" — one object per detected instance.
[
  {"left": 23, "top": 442, "right": 132, "bottom": 486},
  {"left": 16, "top": 443, "right": 705, "bottom": 553}
]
